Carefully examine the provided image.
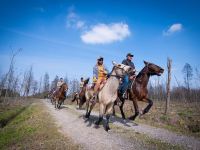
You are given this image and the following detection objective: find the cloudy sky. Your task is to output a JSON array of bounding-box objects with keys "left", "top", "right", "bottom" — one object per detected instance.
[{"left": 0, "top": 0, "right": 199, "bottom": 86}]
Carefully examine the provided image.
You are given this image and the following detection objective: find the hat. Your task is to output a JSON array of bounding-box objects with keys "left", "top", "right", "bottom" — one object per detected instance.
[
  {"left": 126, "top": 53, "right": 134, "bottom": 57},
  {"left": 97, "top": 56, "right": 103, "bottom": 60}
]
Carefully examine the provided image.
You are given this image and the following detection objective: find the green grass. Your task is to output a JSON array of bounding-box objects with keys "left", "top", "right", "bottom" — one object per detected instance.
[
  {"left": 0, "top": 106, "right": 26, "bottom": 128},
  {"left": 0, "top": 100, "right": 80, "bottom": 150}
]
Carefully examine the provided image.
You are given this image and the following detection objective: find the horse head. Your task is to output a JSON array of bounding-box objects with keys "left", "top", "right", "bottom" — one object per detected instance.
[
  {"left": 144, "top": 61, "right": 164, "bottom": 76},
  {"left": 112, "top": 61, "right": 133, "bottom": 77},
  {"left": 61, "top": 83, "right": 68, "bottom": 92},
  {"left": 84, "top": 78, "right": 90, "bottom": 86}
]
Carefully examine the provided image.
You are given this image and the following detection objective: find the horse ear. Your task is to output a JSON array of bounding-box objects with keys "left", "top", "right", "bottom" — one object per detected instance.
[
  {"left": 144, "top": 60, "right": 148, "bottom": 65},
  {"left": 112, "top": 61, "right": 117, "bottom": 66}
]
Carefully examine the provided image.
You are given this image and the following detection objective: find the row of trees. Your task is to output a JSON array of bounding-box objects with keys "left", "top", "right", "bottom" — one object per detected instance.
[
  {"left": 0, "top": 49, "right": 81, "bottom": 100},
  {"left": 0, "top": 48, "right": 199, "bottom": 103},
  {"left": 148, "top": 61, "right": 200, "bottom": 102}
]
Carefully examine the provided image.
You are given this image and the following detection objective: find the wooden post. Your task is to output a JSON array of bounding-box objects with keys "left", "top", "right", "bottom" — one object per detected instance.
[{"left": 165, "top": 58, "right": 172, "bottom": 114}]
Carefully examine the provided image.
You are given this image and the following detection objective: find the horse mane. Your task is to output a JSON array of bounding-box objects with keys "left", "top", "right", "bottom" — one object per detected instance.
[
  {"left": 84, "top": 78, "right": 90, "bottom": 86},
  {"left": 136, "top": 66, "right": 148, "bottom": 79}
]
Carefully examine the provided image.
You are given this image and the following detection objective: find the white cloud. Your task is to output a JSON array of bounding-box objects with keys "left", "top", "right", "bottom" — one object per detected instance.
[
  {"left": 76, "top": 21, "right": 85, "bottom": 29},
  {"left": 66, "top": 7, "right": 86, "bottom": 30},
  {"left": 163, "top": 23, "right": 183, "bottom": 36},
  {"left": 81, "top": 23, "right": 131, "bottom": 44}
]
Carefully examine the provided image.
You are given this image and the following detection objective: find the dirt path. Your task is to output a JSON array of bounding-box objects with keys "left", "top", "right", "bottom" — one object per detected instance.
[{"left": 43, "top": 100, "right": 200, "bottom": 150}]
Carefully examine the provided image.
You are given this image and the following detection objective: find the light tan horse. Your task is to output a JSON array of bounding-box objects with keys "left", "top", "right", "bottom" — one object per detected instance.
[{"left": 85, "top": 61, "right": 133, "bottom": 131}]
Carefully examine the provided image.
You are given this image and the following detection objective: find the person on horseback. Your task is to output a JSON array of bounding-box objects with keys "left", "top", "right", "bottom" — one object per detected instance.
[
  {"left": 119, "top": 53, "right": 136, "bottom": 98},
  {"left": 80, "top": 77, "right": 84, "bottom": 91},
  {"left": 57, "top": 78, "right": 64, "bottom": 88},
  {"left": 56, "top": 77, "right": 67, "bottom": 98},
  {"left": 92, "top": 56, "right": 109, "bottom": 101}
]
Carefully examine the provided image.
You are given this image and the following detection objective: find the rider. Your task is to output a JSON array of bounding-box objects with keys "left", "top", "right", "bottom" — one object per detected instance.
[
  {"left": 119, "top": 53, "right": 136, "bottom": 98},
  {"left": 92, "top": 56, "right": 109, "bottom": 100},
  {"left": 80, "top": 77, "right": 84, "bottom": 91},
  {"left": 56, "top": 77, "right": 66, "bottom": 98}
]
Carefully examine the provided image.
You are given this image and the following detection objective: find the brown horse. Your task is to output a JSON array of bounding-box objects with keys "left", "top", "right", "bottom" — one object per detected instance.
[
  {"left": 48, "top": 88, "right": 56, "bottom": 104},
  {"left": 115, "top": 61, "right": 164, "bottom": 120},
  {"left": 71, "top": 78, "right": 90, "bottom": 109},
  {"left": 71, "top": 92, "right": 79, "bottom": 106},
  {"left": 53, "top": 83, "right": 68, "bottom": 109}
]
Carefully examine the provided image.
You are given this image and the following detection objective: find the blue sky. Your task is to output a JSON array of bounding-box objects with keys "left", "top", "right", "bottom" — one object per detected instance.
[{"left": 0, "top": 0, "right": 199, "bottom": 86}]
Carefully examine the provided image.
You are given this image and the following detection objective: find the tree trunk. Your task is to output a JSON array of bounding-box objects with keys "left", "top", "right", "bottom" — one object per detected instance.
[{"left": 165, "top": 58, "right": 172, "bottom": 114}]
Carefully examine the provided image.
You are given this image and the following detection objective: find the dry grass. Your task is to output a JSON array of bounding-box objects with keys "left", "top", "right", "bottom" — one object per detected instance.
[
  {"left": 117, "top": 100, "right": 200, "bottom": 138},
  {"left": 65, "top": 98, "right": 200, "bottom": 138},
  {"left": 0, "top": 98, "right": 81, "bottom": 150},
  {"left": 111, "top": 125, "right": 184, "bottom": 150}
]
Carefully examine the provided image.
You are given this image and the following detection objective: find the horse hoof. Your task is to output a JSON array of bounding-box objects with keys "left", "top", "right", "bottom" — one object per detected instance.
[
  {"left": 128, "top": 116, "right": 135, "bottom": 120},
  {"left": 122, "top": 116, "right": 126, "bottom": 120},
  {"left": 105, "top": 126, "right": 110, "bottom": 131},
  {"left": 85, "top": 114, "right": 90, "bottom": 118},
  {"left": 95, "top": 121, "right": 99, "bottom": 125}
]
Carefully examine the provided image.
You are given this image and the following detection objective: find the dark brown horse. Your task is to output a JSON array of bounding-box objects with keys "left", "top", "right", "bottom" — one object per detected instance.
[
  {"left": 115, "top": 61, "right": 164, "bottom": 120},
  {"left": 71, "top": 92, "right": 79, "bottom": 106},
  {"left": 71, "top": 78, "right": 90, "bottom": 109},
  {"left": 53, "top": 83, "right": 68, "bottom": 109},
  {"left": 48, "top": 88, "right": 56, "bottom": 104}
]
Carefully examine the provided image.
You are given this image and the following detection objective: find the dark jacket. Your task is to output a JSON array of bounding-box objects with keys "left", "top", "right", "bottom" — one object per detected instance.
[
  {"left": 122, "top": 59, "right": 135, "bottom": 69},
  {"left": 122, "top": 59, "right": 135, "bottom": 76}
]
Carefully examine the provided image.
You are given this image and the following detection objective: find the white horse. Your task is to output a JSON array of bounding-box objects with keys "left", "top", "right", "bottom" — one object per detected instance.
[{"left": 85, "top": 61, "right": 133, "bottom": 131}]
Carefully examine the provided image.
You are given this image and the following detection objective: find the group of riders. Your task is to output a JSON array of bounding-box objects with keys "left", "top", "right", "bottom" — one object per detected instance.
[{"left": 53, "top": 52, "right": 136, "bottom": 102}]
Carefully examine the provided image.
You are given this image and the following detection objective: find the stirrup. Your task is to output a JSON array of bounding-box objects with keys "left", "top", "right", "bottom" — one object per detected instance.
[{"left": 122, "top": 92, "right": 127, "bottom": 99}]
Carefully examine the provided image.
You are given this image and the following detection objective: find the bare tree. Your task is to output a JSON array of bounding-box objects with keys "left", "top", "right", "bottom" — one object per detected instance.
[
  {"left": 165, "top": 58, "right": 172, "bottom": 114},
  {"left": 23, "top": 66, "right": 34, "bottom": 97},
  {"left": 43, "top": 72, "right": 50, "bottom": 93},
  {"left": 195, "top": 68, "right": 200, "bottom": 88},
  {"left": 64, "top": 74, "right": 69, "bottom": 85},
  {"left": 32, "top": 80, "right": 38, "bottom": 95},
  {"left": 11, "top": 73, "right": 21, "bottom": 97},
  {"left": 4, "top": 48, "right": 22, "bottom": 100},
  {"left": 50, "top": 75, "right": 59, "bottom": 90},
  {"left": 38, "top": 76, "right": 43, "bottom": 94},
  {"left": 69, "top": 78, "right": 79, "bottom": 95},
  {"left": 182, "top": 63, "right": 193, "bottom": 101},
  {"left": 182, "top": 63, "right": 193, "bottom": 91}
]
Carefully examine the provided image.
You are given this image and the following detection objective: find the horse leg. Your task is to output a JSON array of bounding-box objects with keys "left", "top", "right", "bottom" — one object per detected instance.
[
  {"left": 76, "top": 98, "right": 79, "bottom": 105},
  {"left": 55, "top": 99, "right": 57, "bottom": 109},
  {"left": 142, "top": 98, "right": 153, "bottom": 115},
  {"left": 129, "top": 99, "right": 139, "bottom": 120},
  {"left": 119, "top": 98, "right": 126, "bottom": 119},
  {"left": 86, "top": 101, "right": 96, "bottom": 119},
  {"left": 112, "top": 102, "right": 116, "bottom": 116},
  {"left": 95, "top": 103, "right": 104, "bottom": 125},
  {"left": 58, "top": 100, "right": 62, "bottom": 109},
  {"left": 105, "top": 103, "right": 113, "bottom": 131},
  {"left": 85, "top": 100, "right": 90, "bottom": 118}
]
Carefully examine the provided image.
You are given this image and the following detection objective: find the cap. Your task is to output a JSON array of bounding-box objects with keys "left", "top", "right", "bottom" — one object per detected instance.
[
  {"left": 97, "top": 56, "right": 104, "bottom": 61},
  {"left": 126, "top": 53, "right": 134, "bottom": 57}
]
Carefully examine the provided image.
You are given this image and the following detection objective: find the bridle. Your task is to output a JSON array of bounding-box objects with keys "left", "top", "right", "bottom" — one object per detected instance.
[{"left": 110, "top": 65, "right": 131, "bottom": 80}]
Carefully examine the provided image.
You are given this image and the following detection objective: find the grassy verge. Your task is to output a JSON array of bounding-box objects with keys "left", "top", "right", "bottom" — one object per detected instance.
[
  {"left": 111, "top": 125, "right": 184, "bottom": 150},
  {"left": 0, "top": 99, "right": 80, "bottom": 150},
  {"left": 131, "top": 101, "right": 200, "bottom": 138},
  {"left": 65, "top": 98, "right": 200, "bottom": 138}
]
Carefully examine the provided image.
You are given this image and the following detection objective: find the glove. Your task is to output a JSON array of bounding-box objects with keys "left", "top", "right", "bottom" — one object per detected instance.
[
  {"left": 93, "top": 77, "right": 97, "bottom": 83},
  {"left": 103, "top": 70, "right": 108, "bottom": 75}
]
